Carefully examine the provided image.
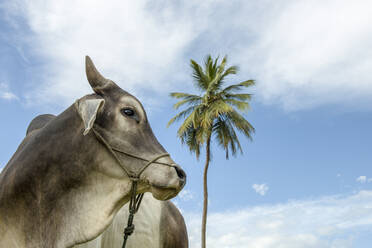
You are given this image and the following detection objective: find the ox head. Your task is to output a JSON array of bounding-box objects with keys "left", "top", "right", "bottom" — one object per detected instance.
[{"left": 75, "top": 56, "right": 186, "bottom": 201}]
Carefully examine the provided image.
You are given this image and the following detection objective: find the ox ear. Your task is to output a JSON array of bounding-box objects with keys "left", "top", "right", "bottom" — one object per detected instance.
[
  {"left": 86, "top": 56, "right": 111, "bottom": 94},
  {"left": 76, "top": 98, "right": 105, "bottom": 135}
]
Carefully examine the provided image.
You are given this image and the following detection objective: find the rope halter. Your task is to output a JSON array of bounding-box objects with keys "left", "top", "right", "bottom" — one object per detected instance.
[{"left": 91, "top": 127, "right": 177, "bottom": 248}]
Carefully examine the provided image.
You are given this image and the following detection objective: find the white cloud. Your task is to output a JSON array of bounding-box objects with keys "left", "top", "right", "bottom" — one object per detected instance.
[
  {"left": 3, "top": 0, "right": 372, "bottom": 111},
  {"left": 185, "top": 190, "right": 372, "bottom": 248},
  {"left": 2, "top": 0, "right": 211, "bottom": 107},
  {"left": 251, "top": 1, "right": 372, "bottom": 111},
  {"left": 0, "top": 83, "right": 18, "bottom": 100},
  {"left": 356, "top": 176, "right": 372, "bottom": 184},
  {"left": 173, "top": 189, "right": 194, "bottom": 213},
  {"left": 253, "top": 183, "right": 269, "bottom": 196},
  {"left": 177, "top": 189, "right": 193, "bottom": 201},
  {"left": 356, "top": 176, "right": 367, "bottom": 183}
]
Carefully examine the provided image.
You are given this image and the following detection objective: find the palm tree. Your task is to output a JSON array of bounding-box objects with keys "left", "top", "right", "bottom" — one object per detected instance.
[{"left": 168, "top": 55, "right": 255, "bottom": 248}]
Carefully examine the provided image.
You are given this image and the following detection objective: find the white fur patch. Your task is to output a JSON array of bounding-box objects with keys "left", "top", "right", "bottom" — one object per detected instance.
[{"left": 75, "top": 193, "right": 162, "bottom": 248}]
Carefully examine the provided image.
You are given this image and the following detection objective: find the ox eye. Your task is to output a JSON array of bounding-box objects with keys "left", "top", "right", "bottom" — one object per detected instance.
[{"left": 121, "top": 108, "right": 135, "bottom": 117}]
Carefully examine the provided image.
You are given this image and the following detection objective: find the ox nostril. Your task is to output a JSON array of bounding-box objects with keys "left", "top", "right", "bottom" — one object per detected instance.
[{"left": 174, "top": 166, "right": 186, "bottom": 181}]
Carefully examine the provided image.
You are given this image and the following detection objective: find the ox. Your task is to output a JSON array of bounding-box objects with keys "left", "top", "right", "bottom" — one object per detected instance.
[
  {"left": 26, "top": 117, "right": 188, "bottom": 248},
  {"left": 0, "top": 56, "right": 186, "bottom": 248},
  {"left": 75, "top": 193, "right": 188, "bottom": 248}
]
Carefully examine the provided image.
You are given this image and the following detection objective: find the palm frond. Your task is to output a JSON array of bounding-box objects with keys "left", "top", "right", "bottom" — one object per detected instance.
[
  {"left": 172, "top": 96, "right": 202, "bottom": 110},
  {"left": 206, "top": 56, "right": 237, "bottom": 96},
  {"left": 190, "top": 60, "right": 209, "bottom": 90},
  {"left": 219, "top": 65, "right": 239, "bottom": 82},
  {"left": 212, "top": 56, "right": 220, "bottom": 73},
  {"left": 167, "top": 105, "right": 197, "bottom": 127},
  {"left": 224, "top": 93, "right": 252, "bottom": 101},
  {"left": 181, "top": 126, "right": 201, "bottom": 159},
  {"left": 222, "top": 80, "right": 255, "bottom": 94},
  {"left": 224, "top": 99, "right": 250, "bottom": 112},
  {"left": 217, "top": 56, "right": 227, "bottom": 75},
  {"left": 207, "top": 99, "right": 234, "bottom": 119},
  {"left": 204, "top": 55, "right": 214, "bottom": 82},
  {"left": 214, "top": 116, "right": 242, "bottom": 159},
  {"left": 225, "top": 118, "right": 242, "bottom": 157},
  {"left": 176, "top": 106, "right": 202, "bottom": 137},
  {"left": 227, "top": 111, "right": 255, "bottom": 140},
  {"left": 170, "top": 92, "right": 200, "bottom": 99}
]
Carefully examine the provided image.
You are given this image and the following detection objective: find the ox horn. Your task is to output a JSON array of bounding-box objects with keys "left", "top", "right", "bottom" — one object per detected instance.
[{"left": 85, "top": 56, "right": 110, "bottom": 94}]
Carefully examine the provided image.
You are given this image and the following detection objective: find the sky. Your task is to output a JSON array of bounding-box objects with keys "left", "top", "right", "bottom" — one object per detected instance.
[{"left": 1, "top": 0, "right": 372, "bottom": 247}]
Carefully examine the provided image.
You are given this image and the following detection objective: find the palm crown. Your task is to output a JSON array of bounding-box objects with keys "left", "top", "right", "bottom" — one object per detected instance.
[{"left": 168, "top": 55, "right": 255, "bottom": 159}]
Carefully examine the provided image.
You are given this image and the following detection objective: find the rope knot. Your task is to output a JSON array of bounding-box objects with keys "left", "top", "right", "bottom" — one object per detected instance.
[
  {"left": 129, "top": 176, "right": 139, "bottom": 182},
  {"left": 124, "top": 224, "right": 135, "bottom": 235}
]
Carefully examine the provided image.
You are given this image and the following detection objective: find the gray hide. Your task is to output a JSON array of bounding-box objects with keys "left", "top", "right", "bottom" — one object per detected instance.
[{"left": 0, "top": 56, "right": 186, "bottom": 248}]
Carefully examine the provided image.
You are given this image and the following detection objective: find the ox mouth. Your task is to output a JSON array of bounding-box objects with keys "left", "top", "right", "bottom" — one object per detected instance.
[{"left": 150, "top": 184, "right": 180, "bottom": 201}]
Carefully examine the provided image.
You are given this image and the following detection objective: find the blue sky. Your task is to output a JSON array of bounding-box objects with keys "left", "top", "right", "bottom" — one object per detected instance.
[{"left": 1, "top": 1, "right": 372, "bottom": 247}]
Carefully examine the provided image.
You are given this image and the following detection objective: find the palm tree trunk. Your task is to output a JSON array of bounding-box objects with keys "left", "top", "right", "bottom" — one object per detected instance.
[{"left": 201, "top": 134, "right": 211, "bottom": 248}]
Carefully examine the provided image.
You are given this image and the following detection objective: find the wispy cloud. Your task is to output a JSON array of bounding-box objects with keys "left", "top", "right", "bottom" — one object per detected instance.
[
  {"left": 177, "top": 189, "right": 193, "bottom": 201},
  {"left": 173, "top": 189, "right": 194, "bottom": 212},
  {"left": 2, "top": 0, "right": 206, "bottom": 107},
  {"left": 357, "top": 176, "right": 367, "bottom": 183},
  {"left": 252, "top": 183, "right": 269, "bottom": 196},
  {"left": 0, "top": 83, "right": 18, "bottom": 101},
  {"left": 3, "top": 0, "right": 372, "bottom": 111},
  {"left": 185, "top": 190, "right": 372, "bottom": 248},
  {"left": 245, "top": 0, "right": 372, "bottom": 111},
  {"left": 356, "top": 176, "right": 372, "bottom": 184}
]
